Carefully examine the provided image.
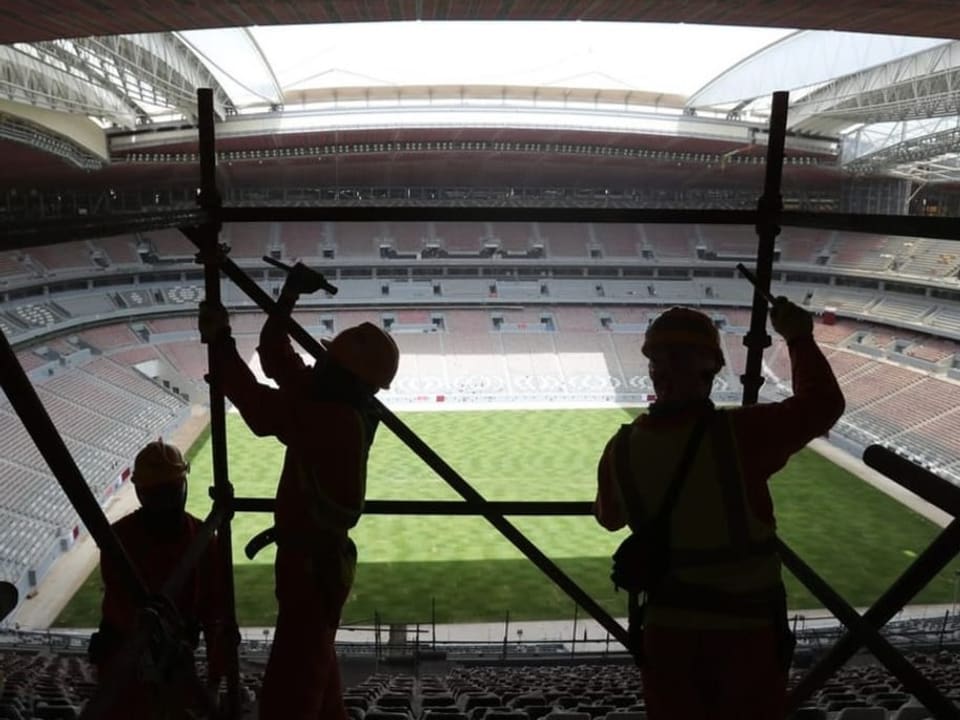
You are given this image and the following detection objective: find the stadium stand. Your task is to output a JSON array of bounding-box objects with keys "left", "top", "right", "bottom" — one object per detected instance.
[
  {"left": 870, "top": 297, "right": 930, "bottom": 325},
  {"left": 928, "top": 307, "right": 960, "bottom": 335},
  {"left": 225, "top": 222, "right": 271, "bottom": 259},
  {"left": 590, "top": 225, "right": 639, "bottom": 258},
  {"left": 145, "top": 228, "right": 194, "bottom": 258},
  {"left": 56, "top": 293, "right": 117, "bottom": 318},
  {"left": 90, "top": 235, "right": 142, "bottom": 267},
  {"left": 643, "top": 224, "right": 693, "bottom": 259},
  {"left": 904, "top": 338, "right": 957, "bottom": 363},
  {"left": 700, "top": 225, "right": 757, "bottom": 258},
  {"left": 0, "top": 250, "right": 28, "bottom": 279},
  {"left": 435, "top": 222, "right": 487, "bottom": 253},
  {"left": 538, "top": 223, "right": 585, "bottom": 258},
  {"left": 9, "top": 303, "right": 63, "bottom": 328},
  {"left": 495, "top": 223, "right": 535, "bottom": 254},
  {"left": 387, "top": 222, "right": 428, "bottom": 254},
  {"left": 78, "top": 324, "right": 141, "bottom": 351},
  {"left": 895, "top": 238, "right": 960, "bottom": 279},
  {"left": 335, "top": 221, "right": 383, "bottom": 258},
  {"left": 1, "top": 644, "right": 960, "bottom": 720},
  {"left": 157, "top": 341, "right": 207, "bottom": 381},
  {"left": 778, "top": 229, "right": 832, "bottom": 264},
  {"left": 828, "top": 235, "right": 897, "bottom": 273},
  {"left": 25, "top": 241, "right": 94, "bottom": 274},
  {"left": 280, "top": 221, "right": 322, "bottom": 259}
]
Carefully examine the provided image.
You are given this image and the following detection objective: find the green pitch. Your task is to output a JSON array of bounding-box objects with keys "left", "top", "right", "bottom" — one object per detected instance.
[{"left": 55, "top": 409, "right": 960, "bottom": 627}]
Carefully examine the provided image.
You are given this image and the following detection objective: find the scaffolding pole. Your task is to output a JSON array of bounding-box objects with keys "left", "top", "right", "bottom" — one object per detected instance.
[
  {"left": 195, "top": 87, "right": 241, "bottom": 719},
  {"left": 741, "top": 90, "right": 787, "bottom": 406}
]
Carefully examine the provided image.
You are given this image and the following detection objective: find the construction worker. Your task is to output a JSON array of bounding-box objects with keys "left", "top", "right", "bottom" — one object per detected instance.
[
  {"left": 595, "top": 300, "right": 844, "bottom": 720},
  {"left": 90, "top": 439, "right": 232, "bottom": 719},
  {"left": 198, "top": 264, "right": 399, "bottom": 720}
]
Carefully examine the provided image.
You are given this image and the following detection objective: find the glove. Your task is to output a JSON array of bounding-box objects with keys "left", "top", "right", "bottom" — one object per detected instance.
[
  {"left": 198, "top": 301, "right": 231, "bottom": 344},
  {"left": 281, "top": 262, "right": 334, "bottom": 298},
  {"left": 770, "top": 296, "right": 813, "bottom": 343}
]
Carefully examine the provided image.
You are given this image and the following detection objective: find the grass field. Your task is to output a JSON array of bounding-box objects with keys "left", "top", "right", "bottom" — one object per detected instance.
[{"left": 54, "top": 408, "right": 960, "bottom": 627}]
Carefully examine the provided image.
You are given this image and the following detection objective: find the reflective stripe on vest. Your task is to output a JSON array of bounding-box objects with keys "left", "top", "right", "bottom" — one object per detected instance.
[{"left": 615, "top": 410, "right": 781, "bottom": 616}]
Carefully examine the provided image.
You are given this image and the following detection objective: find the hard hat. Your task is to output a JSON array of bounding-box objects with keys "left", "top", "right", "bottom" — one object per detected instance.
[
  {"left": 132, "top": 440, "right": 189, "bottom": 490},
  {"left": 642, "top": 307, "right": 725, "bottom": 369},
  {"left": 322, "top": 322, "right": 399, "bottom": 390}
]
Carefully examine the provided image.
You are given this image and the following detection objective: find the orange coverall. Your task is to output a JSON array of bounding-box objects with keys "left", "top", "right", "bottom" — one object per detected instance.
[
  {"left": 596, "top": 334, "right": 845, "bottom": 719},
  {"left": 214, "top": 313, "right": 368, "bottom": 720},
  {"left": 96, "top": 510, "right": 227, "bottom": 719}
]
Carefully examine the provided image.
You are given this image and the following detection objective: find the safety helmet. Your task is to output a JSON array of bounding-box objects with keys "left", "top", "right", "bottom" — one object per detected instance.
[
  {"left": 642, "top": 307, "right": 725, "bottom": 370},
  {"left": 131, "top": 440, "right": 189, "bottom": 490},
  {"left": 322, "top": 322, "right": 399, "bottom": 390}
]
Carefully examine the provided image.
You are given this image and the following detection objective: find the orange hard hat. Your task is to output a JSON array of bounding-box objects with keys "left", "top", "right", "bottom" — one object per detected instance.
[
  {"left": 322, "top": 322, "right": 399, "bottom": 390},
  {"left": 132, "top": 440, "right": 189, "bottom": 489},
  {"left": 642, "top": 307, "right": 725, "bottom": 369}
]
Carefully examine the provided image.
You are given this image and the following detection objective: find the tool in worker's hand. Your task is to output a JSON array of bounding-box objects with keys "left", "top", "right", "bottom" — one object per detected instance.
[
  {"left": 735, "top": 263, "right": 776, "bottom": 305},
  {"left": 263, "top": 256, "right": 339, "bottom": 295}
]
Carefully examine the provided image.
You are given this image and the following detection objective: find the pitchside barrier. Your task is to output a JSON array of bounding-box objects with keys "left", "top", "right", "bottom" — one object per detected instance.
[{"left": 2, "top": 88, "right": 960, "bottom": 718}]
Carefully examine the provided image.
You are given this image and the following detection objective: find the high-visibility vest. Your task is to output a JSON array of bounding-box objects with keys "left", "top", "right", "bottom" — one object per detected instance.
[{"left": 614, "top": 410, "right": 783, "bottom": 629}]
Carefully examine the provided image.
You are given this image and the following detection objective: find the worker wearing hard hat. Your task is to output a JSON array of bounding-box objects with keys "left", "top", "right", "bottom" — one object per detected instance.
[
  {"left": 199, "top": 264, "right": 399, "bottom": 720},
  {"left": 595, "top": 300, "right": 845, "bottom": 720},
  {"left": 90, "top": 439, "right": 232, "bottom": 719}
]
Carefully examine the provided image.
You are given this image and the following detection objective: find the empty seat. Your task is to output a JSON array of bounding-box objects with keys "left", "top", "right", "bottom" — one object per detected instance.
[
  {"left": 836, "top": 709, "right": 887, "bottom": 720},
  {"left": 893, "top": 706, "right": 932, "bottom": 720},
  {"left": 789, "top": 708, "right": 827, "bottom": 720}
]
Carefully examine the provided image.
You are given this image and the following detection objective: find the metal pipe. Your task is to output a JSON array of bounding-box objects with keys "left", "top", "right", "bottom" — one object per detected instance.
[
  {"left": 232, "top": 498, "right": 593, "bottom": 515},
  {"left": 788, "top": 520, "right": 960, "bottom": 708},
  {"left": 864, "top": 444, "right": 960, "bottom": 518},
  {"left": 780, "top": 539, "right": 958, "bottom": 718},
  {"left": 741, "top": 91, "right": 788, "bottom": 406},
  {"left": 196, "top": 87, "right": 240, "bottom": 720}
]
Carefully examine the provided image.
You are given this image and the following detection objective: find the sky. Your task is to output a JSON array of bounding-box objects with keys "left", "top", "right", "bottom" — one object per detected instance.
[{"left": 180, "top": 22, "right": 795, "bottom": 109}]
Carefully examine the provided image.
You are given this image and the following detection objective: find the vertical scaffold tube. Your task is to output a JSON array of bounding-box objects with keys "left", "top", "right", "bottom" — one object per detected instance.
[
  {"left": 196, "top": 87, "right": 241, "bottom": 719},
  {"left": 741, "top": 91, "right": 788, "bottom": 406}
]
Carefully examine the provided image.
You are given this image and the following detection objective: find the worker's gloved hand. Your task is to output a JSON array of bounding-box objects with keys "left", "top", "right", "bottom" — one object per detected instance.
[
  {"left": 198, "top": 301, "right": 231, "bottom": 344},
  {"left": 281, "top": 262, "right": 334, "bottom": 298},
  {"left": 770, "top": 296, "right": 813, "bottom": 343}
]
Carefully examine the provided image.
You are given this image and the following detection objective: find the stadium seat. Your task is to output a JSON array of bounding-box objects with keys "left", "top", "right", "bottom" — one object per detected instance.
[
  {"left": 603, "top": 712, "right": 646, "bottom": 720},
  {"left": 836, "top": 708, "right": 887, "bottom": 720},
  {"left": 893, "top": 706, "right": 932, "bottom": 720},
  {"left": 543, "top": 713, "right": 590, "bottom": 720},
  {"left": 789, "top": 709, "right": 827, "bottom": 720},
  {"left": 365, "top": 711, "right": 410, "bottom": 720}
]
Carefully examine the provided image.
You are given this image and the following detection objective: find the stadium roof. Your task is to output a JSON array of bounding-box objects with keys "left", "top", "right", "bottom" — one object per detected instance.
[
  {"left": 4, "top": 1, "right": 960, "bottom": 188},
  {"left": 0, "top": 1, "right": 957, "bottom": 45}
]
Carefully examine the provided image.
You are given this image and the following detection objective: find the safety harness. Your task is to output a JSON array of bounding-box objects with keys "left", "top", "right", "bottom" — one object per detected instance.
[{"left": 613, "top": 407, "right": 795, "bottom": 669}]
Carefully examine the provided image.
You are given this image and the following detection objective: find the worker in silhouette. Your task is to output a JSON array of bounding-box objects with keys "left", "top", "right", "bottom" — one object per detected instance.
[
  {"left": 91, "top": 439, "right": 232, "bottom": 719},
  {"left": 596, "top": 300, "right": 844, "bottom": 720},
  {"left": 200, "top": 263, "right": 399, "bottom": 720}
]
